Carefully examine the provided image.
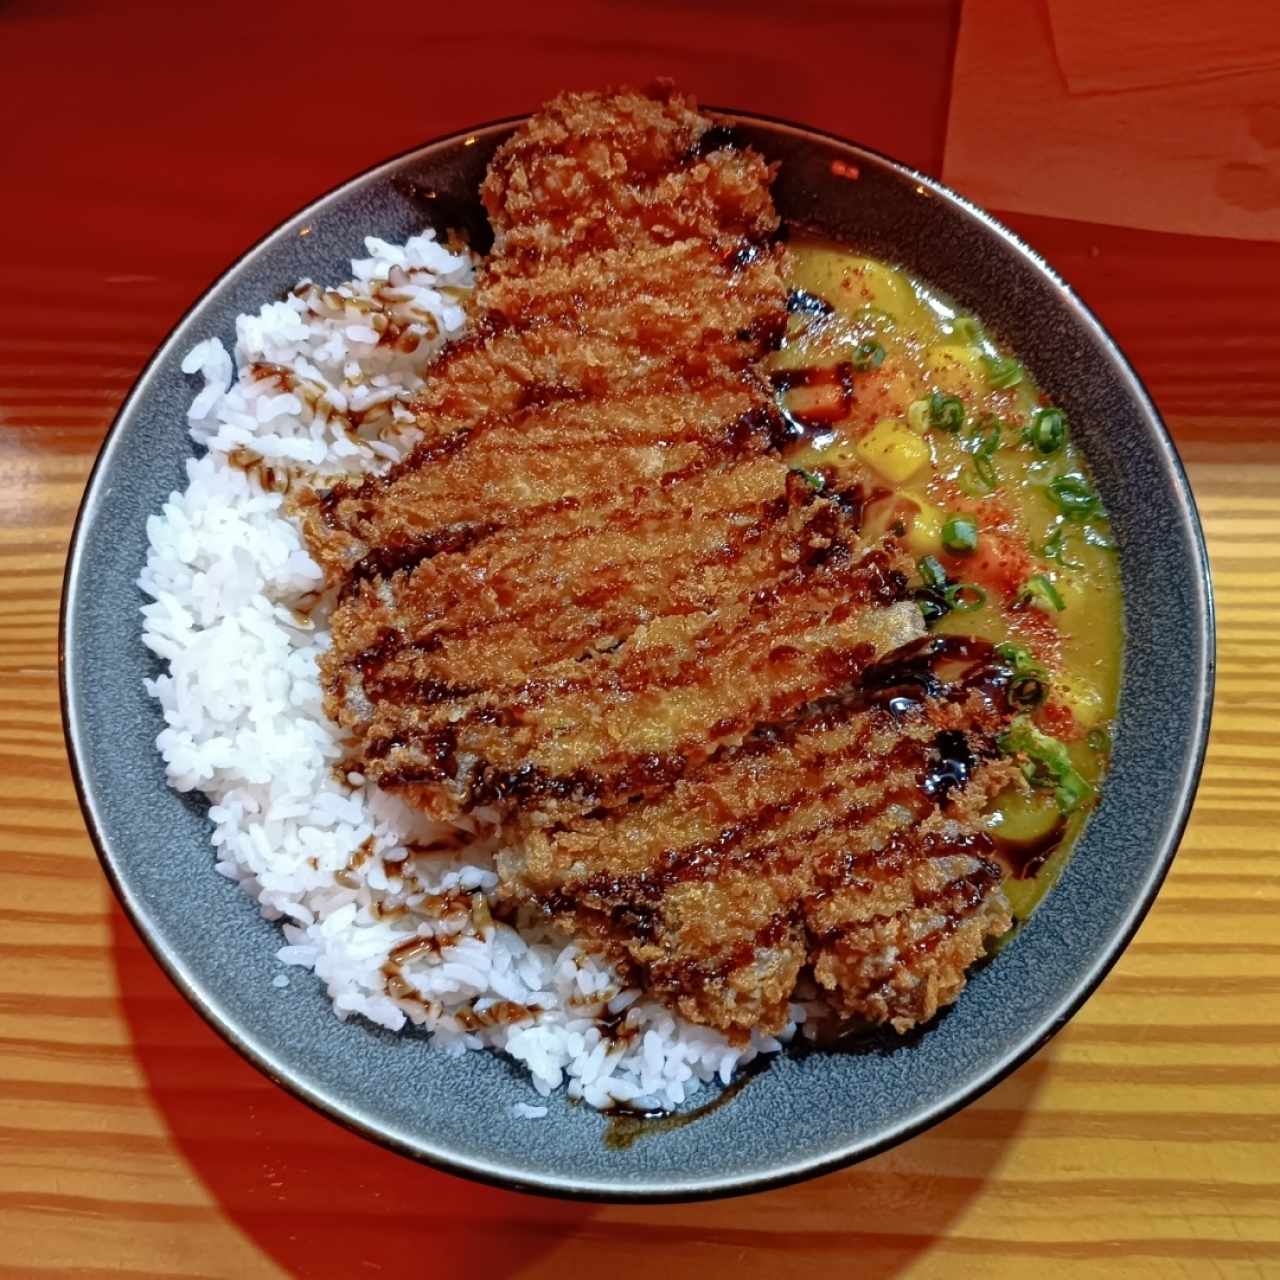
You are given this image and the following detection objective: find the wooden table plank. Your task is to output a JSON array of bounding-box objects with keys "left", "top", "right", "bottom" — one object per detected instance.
[{"left": 2, "top": 2, "right": 1278, "bottom": 1276}]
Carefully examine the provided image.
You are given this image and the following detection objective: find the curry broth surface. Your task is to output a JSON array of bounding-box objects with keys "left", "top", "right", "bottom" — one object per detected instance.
[{"left": 773, "top": 238, "right": 1123, "bottom": 918}]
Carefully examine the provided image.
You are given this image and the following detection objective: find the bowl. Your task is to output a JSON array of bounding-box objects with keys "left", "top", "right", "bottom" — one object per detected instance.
[{"left": 61, "top": 110, "right": 1214, "bottom": 1201}]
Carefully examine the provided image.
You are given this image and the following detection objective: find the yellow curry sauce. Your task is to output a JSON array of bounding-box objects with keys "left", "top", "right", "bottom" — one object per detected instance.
[{"left": 773, "top": 238, "right": 1123, "bottom": 919}]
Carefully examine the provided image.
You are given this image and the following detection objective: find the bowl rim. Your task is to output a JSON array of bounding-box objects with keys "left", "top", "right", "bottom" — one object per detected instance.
[{"left": 60, "top": 106, "right": 1215, "bottom": 1203}]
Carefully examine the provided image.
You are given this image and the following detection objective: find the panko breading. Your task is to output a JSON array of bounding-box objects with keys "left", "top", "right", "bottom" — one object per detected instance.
[
  {"left": 500, "top": 641, "right": 1019, "bottom": 1036},
  {"left": 337, "top": 535, "right": 922, "bottom": 819},
  {"left": 301, "top": 86, "right": 791, "bottom": 584},
  {"left": 306, "top": 86, "right": 1017, "bottom": 1040}
]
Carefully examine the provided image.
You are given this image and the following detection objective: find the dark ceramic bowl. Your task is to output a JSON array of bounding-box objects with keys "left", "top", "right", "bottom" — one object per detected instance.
[{"left": 61, "top": 111, "right": 1213, "bottom": 1201}]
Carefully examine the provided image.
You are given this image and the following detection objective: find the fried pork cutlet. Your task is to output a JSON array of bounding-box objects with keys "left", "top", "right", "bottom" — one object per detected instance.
[
  {"left": 499, "top": 641, "right": 1020, "bottom": 1036},
  {"left": 306, "top": 369, "right": 783, "bottom": 584},
  {"left": 338, "top": 523, "right": 922, "bottom": 820},
  {"left": 310, "top": 86, "right": 925, "bottom": 818},
  {"left": 308, "top": 86, "right": 1015, "bottom": 1038},
  {"left": 300, "top": 89, "right": 790, "bottom": 583}
]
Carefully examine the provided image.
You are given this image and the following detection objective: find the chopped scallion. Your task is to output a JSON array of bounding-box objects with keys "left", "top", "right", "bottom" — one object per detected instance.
[
  {"left": 1055, "top": 768, "right": 1092, "bottom": 814},
  {"left": 997, "top": 717, "right": 1093, "bottom": 814},
  {"left": 1039, "top": 522, "right": 1081, "bottom": 568},
  {"left": 927, "top": 391, "right": 965, "bottom": 432},
  {"left": 982, "top": 354, "right": 1024, "bottom": 389},
  {"left": 1008, "top": 675, "right": 1047, "bottom": 708},
  {"left": 917, "top": 555, "right": 948, "bottom": 589},
  {"left": 1019, "top": 573, "right": 1066, "bottom": 612},
  {"left": 994, "top": 641, "right": 1043, "bottom": 678},
  {"left": 789, "top": 466, "right": 825, "bottom": 492},
  {"left": 915, "top": 591, "right": 948, "bottom": 624},
  {"left": 942, "top": 513, "right": 979, "bottom": 553},
  {"left": 944, "top": 582, "right": 986, "bottom": 612},
  {"left": 1048, "top": 473, "right": 1099, "bottom": 518},
  {"left": 852, "top": 339, "right": 886, "bottom": 372},
  {"left": 959, "top": 416, "right": 1003, "bottom": 491},
  {"left": 971, "top": 454, "right": 999, "bottom": 492},
  {"left": 1027, "top": 407, "right": 1067, "bottom": 454},
  {"left": 957, "top": 469, "right": 993, "bottom": 498},
  {"left": 968, "top": 415, "right": 1003, "bottom": 458}
]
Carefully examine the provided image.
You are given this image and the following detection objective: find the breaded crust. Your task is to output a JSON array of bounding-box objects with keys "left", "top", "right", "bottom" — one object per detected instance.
[
  {"left": 500, "top": 644, "right": 1019, "bottom": 1036},
  {"left": 303, "top": 87, "right": 1018, "bottom": 1039}
]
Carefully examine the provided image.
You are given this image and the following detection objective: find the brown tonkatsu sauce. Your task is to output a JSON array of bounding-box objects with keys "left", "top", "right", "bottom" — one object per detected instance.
[{"left": 603, "top": 1058, "right": 769, "bottom": 1150}]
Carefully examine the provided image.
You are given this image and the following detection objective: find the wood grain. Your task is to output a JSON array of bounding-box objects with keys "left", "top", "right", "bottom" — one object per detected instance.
[{"left": 2, "top": 2, "right": 1277, "bottom": 1276}]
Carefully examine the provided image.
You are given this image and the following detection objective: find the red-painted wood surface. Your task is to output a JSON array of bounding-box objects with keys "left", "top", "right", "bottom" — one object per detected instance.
[{"left": 3, "top": 2, "right": 1277, "bottom": 1275}]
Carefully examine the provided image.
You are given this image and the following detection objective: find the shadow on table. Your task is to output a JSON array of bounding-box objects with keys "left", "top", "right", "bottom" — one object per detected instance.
[
  {"left": 109, "top": 905, "right": 596, "bottom": 1278},
  {"left": 612, "top": 1059, "right": 1048, "bottom": 1276},
  {"left": 112, "top": 903, "right": 1044, "bottom": 1279}
]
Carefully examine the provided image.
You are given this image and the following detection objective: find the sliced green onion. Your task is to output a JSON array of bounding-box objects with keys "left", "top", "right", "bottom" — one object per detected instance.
[
  {"left": 995, "top": 640, "right": 1032, "bottom": 668},
  {"left": 1019, "top": 573, "right": 1066, "bottom": 612},
  {"left": 951, "top": 316, "right": 982, "bottom": 343},
  {"left": 907, "top": 398, "right": 931, "bottom": 432},
  {"left": 789, "top": 466, "right": 825, "bottom": 492},
  {"left": 927, "top": 391, "right": 965, "bottom": 432},
  {"left": 1086, "top": 727, "right": 1111, "bottom": 753},
  {"left": 944, "top": 582, "right": 986, "bottom": 612},
  {"left": 1082, "top": 523, "right": 1116, "bottom": 550},
  {"left": 1041, "top": 524, "right": 1065, "bottom": 562},
  {"left": 1055, "top": 768, "right": 1092, "bottom": 814},
  {"left": 971, "top": 454, "right": 999, "bottom": 492},
  {"left": 968, "top": 414, "right": 1003, "bottom": 457},
  {"left": 1039, "top": 522, "right": 1081, "bottom": 568},
  {"left": 995, "top": 641, "right": 1043, "bottom": 678},
  {"left": 982, "top": 354, "right": 1024, "bottom": 389},
  {"left": 1008, "top": 674, "right": 1047, "bottom": 708},
  {"left": 917, "top": 555, "right": 948, "bottom": 589},
  {"left": 1048, "top": 473, "right": 1099, "bottom": 518},
  {"left": 1027, "top": 407, "right": 1067, "bottom": 454},
  {"left": 851, "top": 339, "right": 886, "bottom": 372},
  {"left": 976, "top": 429, "right": 1001, "bottom": 458},
  {"left": 957, "top": 417, "right": 1002, "bottom": 492},
  {"left": 997, "top": 716, "right": 1093, "bottom": 814},
  {"left": 942, "top": 513, "right": 979, "bottom": 553}
]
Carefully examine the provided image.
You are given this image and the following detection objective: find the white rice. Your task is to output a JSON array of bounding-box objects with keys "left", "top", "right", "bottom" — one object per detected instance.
[{"left": 139, "top": 228, "right": 799, "bottom": 1112}]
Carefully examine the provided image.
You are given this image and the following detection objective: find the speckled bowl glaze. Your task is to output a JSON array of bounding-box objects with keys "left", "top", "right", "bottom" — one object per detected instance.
[{"left": 61, "top": 112, "right": 1213, "bottom": 1202}]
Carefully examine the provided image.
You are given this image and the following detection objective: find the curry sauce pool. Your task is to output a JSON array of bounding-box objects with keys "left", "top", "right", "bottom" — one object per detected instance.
[{"left": 775, "top": 238, "right": 1123, "bottom": 919}]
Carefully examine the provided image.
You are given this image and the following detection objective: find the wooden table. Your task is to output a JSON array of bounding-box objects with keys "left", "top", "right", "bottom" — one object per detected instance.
[{"left": 3, "top": 2, "right": 1277, "bottom": 1275}]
